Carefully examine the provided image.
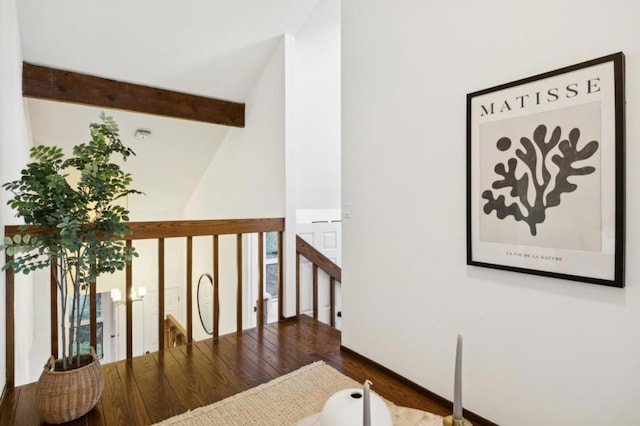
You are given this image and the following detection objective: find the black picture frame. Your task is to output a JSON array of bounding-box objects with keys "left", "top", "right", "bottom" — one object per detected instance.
[{"left": 467, "top": 52, "right": 625, "bottom": 287}]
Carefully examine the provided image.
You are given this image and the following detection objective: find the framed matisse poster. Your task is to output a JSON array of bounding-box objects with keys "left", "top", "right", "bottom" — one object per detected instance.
[{"left": 467, "top": 52, "right": 625, "bottom": 287}]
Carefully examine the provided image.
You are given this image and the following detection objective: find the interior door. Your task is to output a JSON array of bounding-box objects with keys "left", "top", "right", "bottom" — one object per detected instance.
[{"left": 143, "top": 286, "right": 181, "bottom": 354}]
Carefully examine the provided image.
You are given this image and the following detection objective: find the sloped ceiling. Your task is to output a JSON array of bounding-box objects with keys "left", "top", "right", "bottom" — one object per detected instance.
[
  {"left": 17, "top": 0, "right": 319, "bottom": 102},
  {"left": 17, "top": 0, "right": 320, "bottom": 218},
  {"left": 26, "top": 98, "right": 229, "bottom": 215}
]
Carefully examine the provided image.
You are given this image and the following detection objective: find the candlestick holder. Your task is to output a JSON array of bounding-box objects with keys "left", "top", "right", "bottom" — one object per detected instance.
[{"left": 443, "top": 415, "right": 473, "bottom": 426}]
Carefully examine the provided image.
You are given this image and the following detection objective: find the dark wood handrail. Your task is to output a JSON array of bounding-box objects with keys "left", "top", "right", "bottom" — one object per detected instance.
[
  {"left": 4, "top": 218, "right": 285, "bottom": 240},
  {"left": 296, "top": 236, "right": 341, "bottom": 281},
  {"left": 164, "top": 314, "right": 188, "bottom": 349},
  {"left": 4, "top": 218, "right": 286, "bottom": 390},
  {"left": 295, "top": 235, "right": 342, "bottom": 326}
]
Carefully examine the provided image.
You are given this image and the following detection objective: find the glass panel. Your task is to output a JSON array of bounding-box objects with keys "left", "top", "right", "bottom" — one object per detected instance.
[
  {"left": 68, "top": 293, "right": 102, "bottom": 322},
  {"left": 71, "top": 322, "right": 103, "bottom": 359},
  {"left": 266, "top": 232, "right": 278, "bottom": 259},
  {"left": 266, "top": 263, "right": 278, "bottom": 297}
]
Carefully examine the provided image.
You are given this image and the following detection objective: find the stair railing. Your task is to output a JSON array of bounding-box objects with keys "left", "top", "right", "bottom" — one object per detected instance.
[
  {"left": 295, "top": 235, "right": 342, "bottom": 326},
  {"left": 164, "top": 314, "right": 188, "bottom": 349},
  {"left": 3, "top": 217, "right": 284, "bottom": 389}
]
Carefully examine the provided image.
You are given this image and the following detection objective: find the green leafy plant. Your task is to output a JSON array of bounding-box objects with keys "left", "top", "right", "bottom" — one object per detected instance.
[{"left": 0, "top": 113, "right": 140, "bottom": 370}]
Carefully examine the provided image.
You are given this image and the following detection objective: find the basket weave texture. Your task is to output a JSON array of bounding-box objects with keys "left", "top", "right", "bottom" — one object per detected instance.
[{"left": 34, "top": 347, "right": 104, "bottom": 424}]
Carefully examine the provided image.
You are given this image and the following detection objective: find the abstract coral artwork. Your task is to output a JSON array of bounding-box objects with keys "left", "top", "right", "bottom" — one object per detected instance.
[
  {"left": 467, "top": 53, "right": 625, "bottom": 287},
  {"left": 483, "top": 123, "right": 598, "bottom": 237},
  {"left": 479, "top": 102, "right": 602, "bottom": 252}
]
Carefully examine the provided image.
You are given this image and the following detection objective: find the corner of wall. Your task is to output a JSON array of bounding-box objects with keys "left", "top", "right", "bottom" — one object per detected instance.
[
  {"left": 283, "top": 33, "right": 298, "bottom": 318},
  {"left": 1, "top": 0, "right": 37, "bottom": 387},
  {"left": 0, "top": 0, "right": 21, "bottom": 392}
]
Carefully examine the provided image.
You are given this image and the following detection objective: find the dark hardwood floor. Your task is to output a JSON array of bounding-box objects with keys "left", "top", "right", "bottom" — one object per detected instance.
[{"left": 0, "top": 316, "right": 494, "bottom": 425}]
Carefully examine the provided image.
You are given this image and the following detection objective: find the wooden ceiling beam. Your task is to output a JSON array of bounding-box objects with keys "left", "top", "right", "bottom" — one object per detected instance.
[{"left": 22, "top": 62, "right": 245, "bottom": 127}]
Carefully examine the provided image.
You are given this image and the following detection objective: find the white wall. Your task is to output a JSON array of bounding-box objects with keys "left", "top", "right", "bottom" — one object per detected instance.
[
  {"left": 0, "top": 0, "right": 33, "bottom": 387},
  {"left": 289, "top": 0, "right": 342, "bottom": 321},
  {"left": 184, "top": 41, "right": 286, "bottom": 221},
  {"left": 293, "top": 0, "right": 341, "bottom": 211},
  {"left": 341, "top": 1, "right": 640, "bottom": 425},
  {"left": 185, "top": 39, "right": 287, "bottom": 335},
  {"left": 160, "top": 1, "right": 342, "bottom": 331}
]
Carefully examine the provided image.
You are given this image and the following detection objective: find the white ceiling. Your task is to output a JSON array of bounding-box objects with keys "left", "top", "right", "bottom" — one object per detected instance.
[
  {"left": 17, "top": 0, "right": 321, "bottom": 218},
  {"left": 17, "top": 0, "right": 320, "bottom": 102},
  {"left": 26, "top": 99, "right": 230, "bottom": 215}
]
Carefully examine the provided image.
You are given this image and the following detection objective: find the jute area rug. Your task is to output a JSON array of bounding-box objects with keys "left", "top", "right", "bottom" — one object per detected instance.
[{"left": 153, "top": 361, "right": 443, "bottom": 426}]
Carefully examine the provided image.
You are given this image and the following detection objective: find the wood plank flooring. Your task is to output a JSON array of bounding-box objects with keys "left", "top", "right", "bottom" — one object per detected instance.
[{"left": 0, "top": 316, "right": 495, "bottom": 425}]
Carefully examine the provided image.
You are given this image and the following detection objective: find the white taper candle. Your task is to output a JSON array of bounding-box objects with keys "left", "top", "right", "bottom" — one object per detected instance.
[
  {"left": 453, "top": 334, "right": 463, "bottom": 420},
  {"left": 363, "top": 380, "right": 371, "bottom": 426}
]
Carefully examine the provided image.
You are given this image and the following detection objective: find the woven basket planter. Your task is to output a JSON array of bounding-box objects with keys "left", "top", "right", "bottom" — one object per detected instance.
[{"left": 34, "top": 347, "right": 104, "bottom": 424}]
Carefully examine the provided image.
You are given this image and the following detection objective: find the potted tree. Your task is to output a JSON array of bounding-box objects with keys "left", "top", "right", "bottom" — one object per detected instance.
[{"left": 0, "top": 113, "right": 140, "bottom": 423}]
